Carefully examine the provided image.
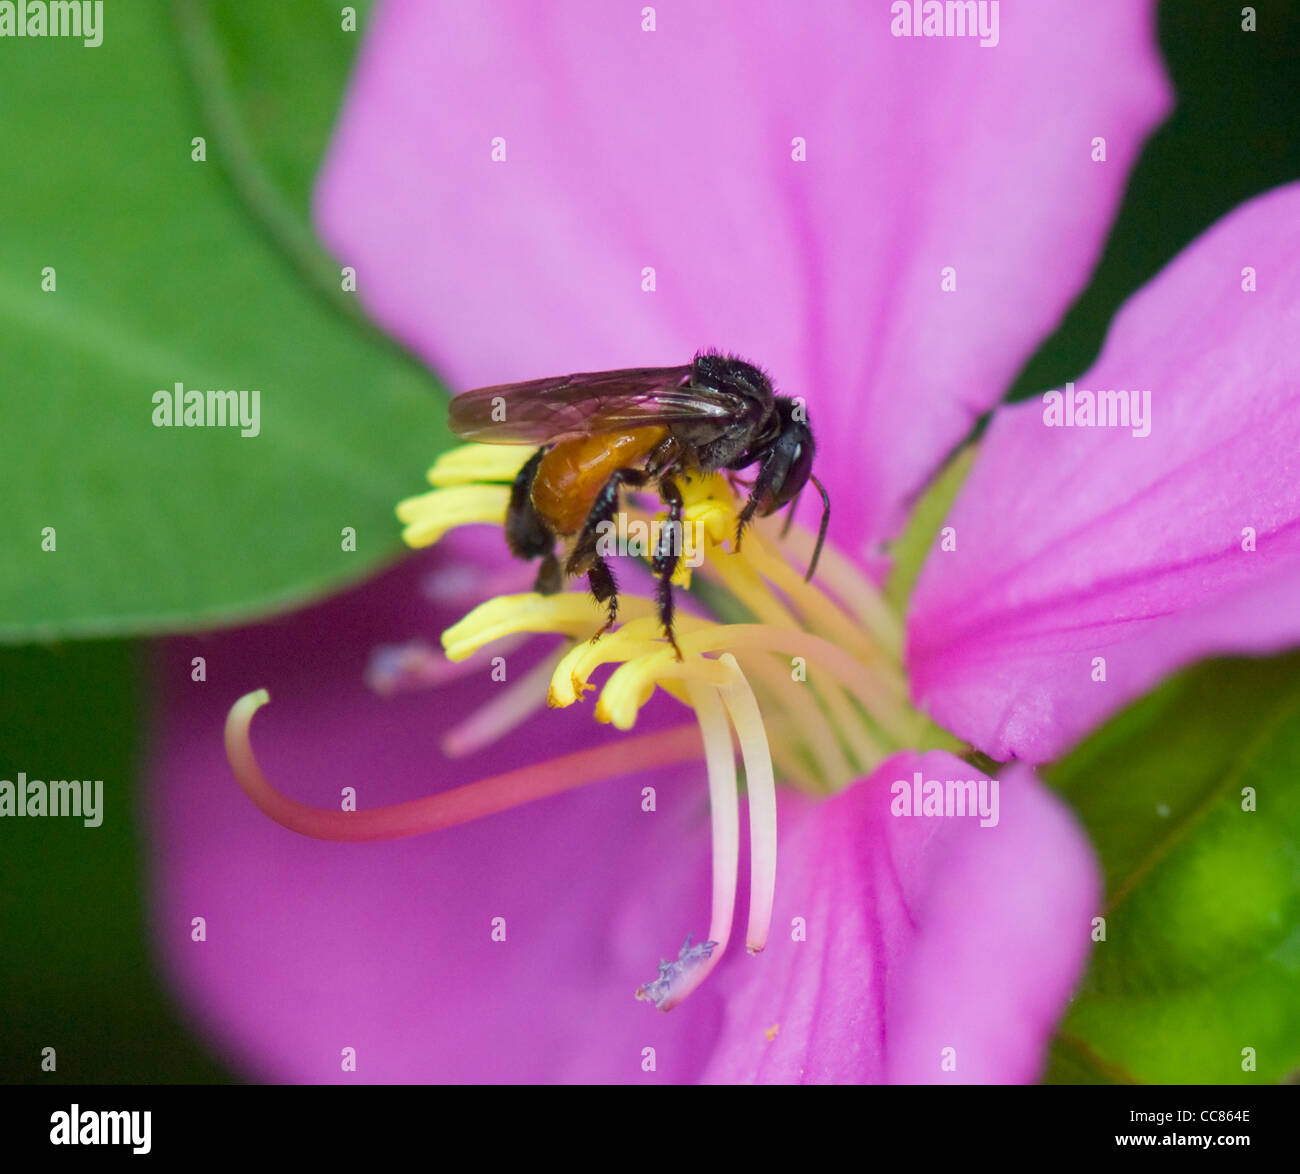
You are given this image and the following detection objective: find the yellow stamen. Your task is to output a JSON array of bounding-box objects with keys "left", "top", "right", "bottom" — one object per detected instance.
[
  {"left": 774, "top": 520, "right": 904, "bottom": 659},
  {"left": 731, "top": 651, "right": 854, "bottom": 789},
  {"left": 401, "top": 443, "right": 940, "bottom": 785},
  {"left": 714, "top": 654, "right": 776, "bottom": 953},
  {"left": 547, "top": 613, "right": 708, "bottom": 707},
  {"left": 595, "top": 649, "right": 736, "bottom": 730},
  {"left": 397, "top": 484, "right": 510, "bottom": 548},
  {"left": 427, "top": 443, "right": 532, "bottom": 486},
  {"left": 441, "top": 592, "right": 657, "bottom": 662}
]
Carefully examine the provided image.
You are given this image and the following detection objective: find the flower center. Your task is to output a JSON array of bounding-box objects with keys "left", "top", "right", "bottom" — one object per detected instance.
[{"left": 226, "top": 443, "right": 948, "bottom": 1010}]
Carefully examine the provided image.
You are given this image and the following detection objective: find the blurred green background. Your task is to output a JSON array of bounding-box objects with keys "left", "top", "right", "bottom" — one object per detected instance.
[{"left": 1, "top": 0, "right": 1298, "bottom": 1083}]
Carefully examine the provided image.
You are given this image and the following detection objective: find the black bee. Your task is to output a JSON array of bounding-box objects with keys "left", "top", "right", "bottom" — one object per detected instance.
[{"left": 448, "top": 351, "right": 829, "bottom": 656}]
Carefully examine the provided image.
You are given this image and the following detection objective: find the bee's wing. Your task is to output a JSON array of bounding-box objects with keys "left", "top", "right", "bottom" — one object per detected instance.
[{"left": 448, "top": 365, "right": 744, "bottom": 444}]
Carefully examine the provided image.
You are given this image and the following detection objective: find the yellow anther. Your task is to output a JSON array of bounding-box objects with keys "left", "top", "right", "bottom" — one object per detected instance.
[
  {"left": 442, "top": 592, "right": 658, "bottom": 662},
  {"left": 427, "top": 443, "right": 532, "bottom": 487},
  {"left": 595, "top": 649, "right": 738, "bottom": 730},
  {"left": 397, "top": 484, "right": 511, "bottom": 548}
]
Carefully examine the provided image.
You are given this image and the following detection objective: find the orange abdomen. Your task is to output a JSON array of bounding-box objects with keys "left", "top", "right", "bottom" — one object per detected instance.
[{"left": 532, "top": 427, "right": 667, "bottom": 535}]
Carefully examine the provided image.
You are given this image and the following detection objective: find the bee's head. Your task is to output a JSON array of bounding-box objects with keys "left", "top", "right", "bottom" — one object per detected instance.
[
  {"left": 762, "top": 396, "right": 816, "bottom": 514},
  {"left": 759, "top": 396, "right": 828, "bottom": 581}
]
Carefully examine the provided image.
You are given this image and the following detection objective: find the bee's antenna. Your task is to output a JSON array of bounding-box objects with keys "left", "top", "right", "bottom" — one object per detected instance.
[{"left": 805, "top": 475, "right": 830, "bottom": 582}]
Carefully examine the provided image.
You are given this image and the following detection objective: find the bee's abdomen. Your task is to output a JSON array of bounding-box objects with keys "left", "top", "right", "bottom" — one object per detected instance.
[{"left": 532, "top": 427, "right": 666, "bottom": 535}]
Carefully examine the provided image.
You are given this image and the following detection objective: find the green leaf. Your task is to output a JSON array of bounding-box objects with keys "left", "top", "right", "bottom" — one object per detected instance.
[
  {"left": 172, "top": 0, "right": 381, "bottom": 311},
  {"left": 0, "top": 0, "right": 445, "bottom": 641},
  {"left": 1045, "top": 653, "right": 1300, "bottom": 1084},
  {"left": 179, "top": 0, "right": 377, "bottom": 222}
]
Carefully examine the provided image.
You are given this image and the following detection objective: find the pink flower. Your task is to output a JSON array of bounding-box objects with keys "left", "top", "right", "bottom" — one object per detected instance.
[{"left": 144, "top": 0, "right": 1300, "bottom": 1084}]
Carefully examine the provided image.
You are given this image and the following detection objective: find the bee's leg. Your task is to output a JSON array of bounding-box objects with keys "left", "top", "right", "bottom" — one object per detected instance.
[
  {"left": 534, "top": 551, "right": 563, "bottom": 596},
  {"left": 733, "top": 489, "right": 761, "bottom": 551},
  {"left": 733, "top": 451, "right": 781, "bottom": 552},
  {"left": 505, "top": 448, "right": 561, "bottom": 594},
  {"left": 566, "top": 467, "right": 649, "bottom": 637},
  {"left": 586, "top": 557, "right": 620, "bottom": 639},
  {"left": 654, "top": 475, "right": 685, "bottom": 661}
]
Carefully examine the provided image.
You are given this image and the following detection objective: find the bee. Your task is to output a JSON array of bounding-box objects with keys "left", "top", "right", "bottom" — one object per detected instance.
[{"left": 448, "top": 351, "right": 829, "bottom": 657}]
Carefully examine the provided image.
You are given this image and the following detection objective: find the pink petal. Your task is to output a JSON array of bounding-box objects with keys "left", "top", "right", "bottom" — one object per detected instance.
[
  {"left": 699, "top": 751, "right": 1099, "bottom": 1083},
  {"left": 908, "top": 182, "right": 1300, "bottom": 762},
  {"left": 314, "top": 0, "right": 1170, "bottom": 557}
]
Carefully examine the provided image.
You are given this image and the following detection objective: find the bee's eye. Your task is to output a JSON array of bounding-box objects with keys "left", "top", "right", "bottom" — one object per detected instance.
[{"left": 766, "top": 427, "right": 816, "bottom": 512}]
